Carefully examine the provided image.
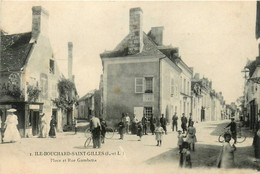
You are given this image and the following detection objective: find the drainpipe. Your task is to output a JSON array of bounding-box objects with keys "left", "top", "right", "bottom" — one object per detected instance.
[{"left": 158, "top": 56, "right": 167, "bottom": 119}]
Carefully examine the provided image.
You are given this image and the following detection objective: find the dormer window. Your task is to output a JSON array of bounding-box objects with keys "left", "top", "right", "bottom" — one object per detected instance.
[{"left": 50, "top": 59, "right": 55, "bottom": 74}]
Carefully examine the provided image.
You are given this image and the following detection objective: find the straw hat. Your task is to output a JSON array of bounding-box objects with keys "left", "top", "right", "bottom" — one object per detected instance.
[{"left": 7, "top": 108, "right": 16, "bottom": 112}]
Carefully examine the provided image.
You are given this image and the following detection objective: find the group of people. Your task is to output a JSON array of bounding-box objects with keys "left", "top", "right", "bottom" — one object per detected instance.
[{"left": 0, "top": 108, "right": 57, "bottom": 143}]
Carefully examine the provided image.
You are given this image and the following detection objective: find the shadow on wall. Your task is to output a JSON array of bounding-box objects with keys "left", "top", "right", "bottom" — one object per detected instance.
[
  {"left": 106, "top": 104, "right": 132, "bottom": 128},
  {"left": 145, "top": 143, "right": 259, "bottom": 170}
]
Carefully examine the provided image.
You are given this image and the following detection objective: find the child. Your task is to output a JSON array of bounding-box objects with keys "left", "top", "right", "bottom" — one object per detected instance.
[
  {"left": 217, "top": 132, "right": 236, "bottom": 168},
  {"left": 137, "top": 122, "right": 143, "bottom": 141},
  {"left": 177, "top": 130, "right": 184, "bottom": 153},
  {"left": 179, "top": 141, "right": 192, "bottom": 168},
  {"left": 118, "top": 119, "right": 125, "bottom": 140},
  {"left": 154, "top": 122, "right": 164, "bottom": 146}
]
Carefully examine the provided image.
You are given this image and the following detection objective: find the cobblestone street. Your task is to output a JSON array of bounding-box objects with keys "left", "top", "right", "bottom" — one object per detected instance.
[{"left": 0, "top": 120, "right": 259, "bottom": 174}]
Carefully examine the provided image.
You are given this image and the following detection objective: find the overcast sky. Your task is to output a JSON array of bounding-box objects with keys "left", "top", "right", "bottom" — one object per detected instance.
[{"left": 1, "top": 1, "right": 258, "bottom": 104}]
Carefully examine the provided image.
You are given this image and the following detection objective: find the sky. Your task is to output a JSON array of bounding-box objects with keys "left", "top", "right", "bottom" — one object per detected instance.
[{"left": 1, "top": 1, "right": 258, "bottom": 104}]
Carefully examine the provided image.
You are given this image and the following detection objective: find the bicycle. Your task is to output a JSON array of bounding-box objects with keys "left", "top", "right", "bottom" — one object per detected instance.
[
  {"left": 218, "top": 128, "right": 246, "bottom": 143},
  {"left": 84, "top": 133, "right": 104, "bottom": 148},
  {"left": 84, "top": 127, "right": 114, "bottom": 139}
]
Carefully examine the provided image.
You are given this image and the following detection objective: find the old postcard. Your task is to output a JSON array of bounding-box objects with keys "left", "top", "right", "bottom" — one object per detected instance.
[{"left": 0, "top": 1, "right": 260, "bottom": 174}]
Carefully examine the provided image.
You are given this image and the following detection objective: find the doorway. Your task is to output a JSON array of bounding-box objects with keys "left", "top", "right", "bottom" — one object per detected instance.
[{"left": 30, "top": 111, "right": 40, "bottom": 136}]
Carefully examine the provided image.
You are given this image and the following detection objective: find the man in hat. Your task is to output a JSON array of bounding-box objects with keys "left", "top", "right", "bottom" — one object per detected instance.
[{"left": 225, "top": 118, "right": 237, "bottom": 144}]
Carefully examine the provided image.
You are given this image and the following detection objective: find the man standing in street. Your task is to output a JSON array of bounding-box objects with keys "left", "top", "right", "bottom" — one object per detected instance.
[
  {"left": 225, "top": 118, "right": 237, "bottom": 144},
  {"left": 160, "top": 114, "right": 167, "bottom": 135},
  {"left": 188, "top": 113, "right": 193, "bottom": 127},
  {"left": 172, "top": 112, "right": 178, "bottom": 132},
  {"left": 181, "top": 113, "right": 188, "bottom": 134},
  {"left": 90, "top": 115, "right": 101, "bottom": 148},
  {"left": 125, "top": 113, "right": 130, "bottom": 134},
  {"left": 142, "top": 115, "right": 148, "bottom": 135}
]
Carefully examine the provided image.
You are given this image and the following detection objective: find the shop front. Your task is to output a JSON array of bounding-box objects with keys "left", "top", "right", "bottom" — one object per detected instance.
[{"left": 0, "top": 102, "right": 43, "bottom": 138}]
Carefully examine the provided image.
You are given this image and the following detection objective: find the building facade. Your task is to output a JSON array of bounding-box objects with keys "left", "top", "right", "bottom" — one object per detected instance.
[
  {"left": 100, "top": 8, "right": 194, "bottom": 126},
  {"left": 0, "top": 6, "right": 63, "bottom": 137}
]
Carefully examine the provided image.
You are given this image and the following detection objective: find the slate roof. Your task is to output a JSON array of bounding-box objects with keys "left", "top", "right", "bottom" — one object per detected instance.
[
  {"left": 100, "top": 32, "right": 165, "bottom": 58},
  {"left": 0, "top": 32, "right": 33, "bottom": 72}
]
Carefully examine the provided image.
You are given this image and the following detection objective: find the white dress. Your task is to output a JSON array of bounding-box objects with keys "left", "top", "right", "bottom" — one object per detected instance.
[
  {"left": 39, "top": 116, "right": 47, "bottom": 138},
  {"left": 3, "top": 114, "right": 21, "bottom": 142}
]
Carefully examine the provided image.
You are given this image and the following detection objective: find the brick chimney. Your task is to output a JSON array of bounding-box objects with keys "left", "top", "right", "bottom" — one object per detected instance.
[
  {"left": 150, "top": 26, "right": 164, "bottom": 46},
  {"left": 194, "top": 73, "right": 200, "bottom": 80},
  {"left": 31, "top": 6, "right": 49, "bottom": 41},
  {"left": 128, "top": 7, "right": 143, "bottom": 55},
  {"left": 68, "top": 42, "right": 73, "bottom": 80}
]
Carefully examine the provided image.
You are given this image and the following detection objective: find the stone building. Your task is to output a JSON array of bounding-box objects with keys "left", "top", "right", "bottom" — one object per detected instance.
[
  {"left": 0, "top": 6, "right": 63, "bottom": 137},
  {"left": 100, "top": 7, "right": 193, "bottom": 125},
  {"left": 77, "top": 90, "right": 101, "bottom": 120}
]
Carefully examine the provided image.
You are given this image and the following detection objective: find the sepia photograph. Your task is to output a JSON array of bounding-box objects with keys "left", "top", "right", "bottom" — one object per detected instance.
[{"left": 0, "top": 1, "right": 260, "bottom": 174}]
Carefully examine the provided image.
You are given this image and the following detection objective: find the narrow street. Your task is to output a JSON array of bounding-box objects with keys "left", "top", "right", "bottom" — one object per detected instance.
[{"left": 0, "top": 121, "right": 259, "bottom": 174}]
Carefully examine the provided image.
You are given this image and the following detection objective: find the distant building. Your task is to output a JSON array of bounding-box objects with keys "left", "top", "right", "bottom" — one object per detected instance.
[
  {"left": 0, "top": 6, "right": 63, "bottom": 137},
  {"left": 78, "top": 90, "right": 101, "bottom": 120}
]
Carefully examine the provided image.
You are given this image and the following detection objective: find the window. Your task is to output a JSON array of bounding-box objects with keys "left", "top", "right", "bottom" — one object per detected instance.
[
  {"left": 135, "top": 77, "right": 153, "bottom": 93},
  {"left": 49, "top": 59, "right": 55, "bottom": 74},
  {"left": 144, "top": 107, "right": 153, "bottom": 118},
  {"left": 171, "top": 78, "right": 174, "bottom": 96},
  {"left": 135, "top": 78, "right": 144, "bottom": 93},
  {"left": 145, "top": 77, "right": 153, "bottom": 93}
]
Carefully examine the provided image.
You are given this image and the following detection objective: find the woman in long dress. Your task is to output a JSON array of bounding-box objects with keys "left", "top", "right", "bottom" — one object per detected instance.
[
  {"left": 49, "top": 116, "right": 57, "bottom": 138},
  {"left": 3, "top": 108, "right": 21, "bottom": 143},
  {"left": 39, "top": 113, "right": 47, "bottom": 138}
]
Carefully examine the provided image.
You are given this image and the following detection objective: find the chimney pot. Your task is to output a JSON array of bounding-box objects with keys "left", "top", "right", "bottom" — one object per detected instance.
[
  {"left": 31, "top": 6, "right": 49, "bottom": 41},
  {"left": 150, "top": 26, "right": 164, "bottom": 46}
]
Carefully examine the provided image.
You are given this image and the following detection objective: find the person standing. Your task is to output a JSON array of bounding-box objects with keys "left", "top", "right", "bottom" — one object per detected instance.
[
  {"left": 253, "top": 114, "right": 260, "bottom": 159},
  {"left": 181, "top": 113, "right": 188, "bottom": 134},
  {"left": 149, "top": 114, "right": 156, "bottom": 135},
  {"left": 49, "top": 115, "right": 57, "bottom": 138},
  {"left": 172, "top": 112, "right": 178, "bottom": 132},
  {"left": 100, "top": 118, "right": 107, "bottom": 144},
  {"left": 90, "top": 115, "right": 101, "bottom": 148},
  {"left": 39, "top": 113, "right": 47, "bottom": 138},
  {"left": 137, "top": 122, "right": 143, "bottom": 141},
  {"left": 154, "top": 122, "right": 164, "bottom": 146},
  {"left": 186, "top": 121, "right": 197, "bottom": 151},
  {"left": 217, "top": 133, "right": 236, "bottom": 168},
  {"left": 118, "top": 118, "right": 125, "bottom": 140},
  {"left": 131, "top": 114, "right": 138, "bottom": 134},
  {"left": 180, "top": 142, "right": 192, "bottom": 168},
  {"left": 160, "top": 114, "right": 167, "bottom": 135},
  {"left": 177, "top": 130, "right": 184, "bottom": 153},
  {"left": 3, "top": 109, "right": 21, "bottom": 143},
  {"left": 125, "top": 113, "right": 130, "bottom": 134},
  {"left": 225, "top": 118, "right": 237, "bottom": 144},
  {"left": 142, "top": 115, "right": 148, "bottom": 135},
  {"left": 188, "top": 113, "right": 193, "bottom": 127}
]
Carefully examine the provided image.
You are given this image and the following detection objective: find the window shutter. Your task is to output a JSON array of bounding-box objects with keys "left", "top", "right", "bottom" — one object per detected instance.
[{"left": 135, "top": 77, "right": 144, "bottom": 93}]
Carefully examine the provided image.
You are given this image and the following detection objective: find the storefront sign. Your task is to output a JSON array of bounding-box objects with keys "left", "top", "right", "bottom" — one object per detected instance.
[{"left": 29, "top": 105, "right": 40, "bottom": 110}]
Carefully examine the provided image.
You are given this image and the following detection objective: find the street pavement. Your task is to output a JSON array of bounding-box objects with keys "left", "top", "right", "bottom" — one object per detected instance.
[{"left": 0, "top": 120, "right": 259, "bottom": 174}]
